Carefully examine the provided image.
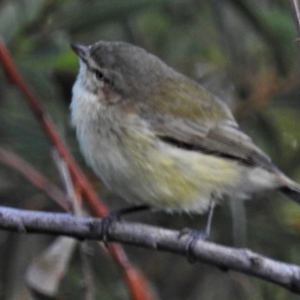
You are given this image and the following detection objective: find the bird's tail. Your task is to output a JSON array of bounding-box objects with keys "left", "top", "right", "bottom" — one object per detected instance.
[{"left": 279, "top": 181, "right": 300, "bottom": 205}]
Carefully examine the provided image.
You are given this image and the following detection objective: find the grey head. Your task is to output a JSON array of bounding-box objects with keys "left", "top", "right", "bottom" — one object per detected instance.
[{"left": 71, "top": 40, "right": 172, "bottom": 102}]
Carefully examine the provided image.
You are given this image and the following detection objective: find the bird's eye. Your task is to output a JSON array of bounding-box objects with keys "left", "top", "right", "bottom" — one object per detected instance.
[{"left": 95, "top": 70, "right": 104, "bottom": 81}]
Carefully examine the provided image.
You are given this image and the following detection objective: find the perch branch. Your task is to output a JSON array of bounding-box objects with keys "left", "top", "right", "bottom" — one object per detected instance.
[{"left": 0, "top": 206, "right": 300, "bottom": 294}]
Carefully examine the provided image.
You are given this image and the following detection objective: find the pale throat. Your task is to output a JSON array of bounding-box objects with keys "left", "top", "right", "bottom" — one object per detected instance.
[{"left": 70, "top": 72, "right": 105, "bottom": 128}]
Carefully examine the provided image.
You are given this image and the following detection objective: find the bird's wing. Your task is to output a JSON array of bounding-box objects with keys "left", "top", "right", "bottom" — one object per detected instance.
[
  {"left": 136, "top": 73, "right": 276, "bottom": 171},
  {"left": 144, "top": 114, "right": 277, "bottom": 172}
]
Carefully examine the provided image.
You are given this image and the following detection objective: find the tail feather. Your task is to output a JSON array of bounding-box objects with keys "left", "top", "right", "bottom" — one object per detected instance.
[{"left": 280, "top": 183, "right": 300, "bottom": 205}]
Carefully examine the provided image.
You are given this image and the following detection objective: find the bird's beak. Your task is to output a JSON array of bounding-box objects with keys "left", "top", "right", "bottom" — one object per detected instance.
[{"left": 71, "top": 43, "right": 89, "bottom": 62}]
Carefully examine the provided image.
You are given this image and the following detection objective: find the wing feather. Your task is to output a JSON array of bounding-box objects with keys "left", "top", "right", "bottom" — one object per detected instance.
[{"left": 145, "top": 114, "right": 277, "bottom": 172}]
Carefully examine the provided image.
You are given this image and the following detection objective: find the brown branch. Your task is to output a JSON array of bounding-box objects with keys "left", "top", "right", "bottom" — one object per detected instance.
[
  {"left": 0, "top": 206, "right": 300, "bottom": 294},
  {"left": 0, "top": 39, "right": 153, "bottom": 300},
  {"left": 0, "top": 147, "right": 71, "bottom": 211}
]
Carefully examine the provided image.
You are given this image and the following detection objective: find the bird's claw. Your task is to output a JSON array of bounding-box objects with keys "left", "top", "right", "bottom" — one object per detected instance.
[
  {"left": 179, "top": 228, "right": 208, "bottom": 263},
  {"left": 101, "top": 211, "right": 121, "bottom": 247}
]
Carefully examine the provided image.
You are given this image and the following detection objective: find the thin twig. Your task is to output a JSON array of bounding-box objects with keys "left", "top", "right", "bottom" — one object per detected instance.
[
  {"left": 289, "top": 0, "right": 300, "bottom": 48},
  {"left": 52, "top": 150, "right": 80, "bottom": 214},
  {"left": 0, "top": 147, "right": 70, "bottom": 211},
  {"left": 79, "top": 242, "right": 95, "bottom": 300},
  {"left": 0, "top": 206, "right": 300, "bottom": 294},
  {"left": 54, "top": 151, "right": 95, "bottom": 300}
]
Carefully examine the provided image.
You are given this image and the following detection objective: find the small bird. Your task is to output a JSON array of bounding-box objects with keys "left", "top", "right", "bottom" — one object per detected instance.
[{"left": 70, "top": 40, "right": 300, "bottom": 237}]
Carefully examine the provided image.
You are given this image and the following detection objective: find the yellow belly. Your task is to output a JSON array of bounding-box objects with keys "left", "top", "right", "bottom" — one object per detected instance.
[{"left": 117, "top": 131, "right": 240, "bottom": 213}]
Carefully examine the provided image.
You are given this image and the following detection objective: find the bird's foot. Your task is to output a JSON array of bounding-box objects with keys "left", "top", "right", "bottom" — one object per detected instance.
[
  {"left": 101, "top": 210, "right": 121, "bottom": 247},
  {"left": 178, "top": 228, "right": 208, "bottom": 263},
  {"left": 101, "top": 205, "right": 150, "bottom": 247}
]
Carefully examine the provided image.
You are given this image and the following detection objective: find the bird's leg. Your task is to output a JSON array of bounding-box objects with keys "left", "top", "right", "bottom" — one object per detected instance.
[
  {"left": 101, "top": 204, "right": 150, "bottom": 245},
  {"left": 203, "top": 201, "right": 215, "bottom": 238},
  {"left": 179, "top": 202, "right": 215, "bottom": 263}
]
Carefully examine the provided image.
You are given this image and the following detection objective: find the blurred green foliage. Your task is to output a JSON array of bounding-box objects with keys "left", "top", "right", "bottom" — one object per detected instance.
[{"left": 1, "top": 0, "right": 300, "bottom": 299}]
